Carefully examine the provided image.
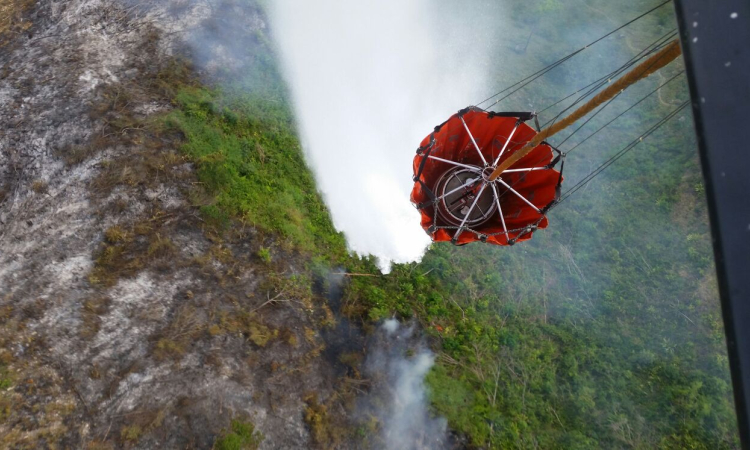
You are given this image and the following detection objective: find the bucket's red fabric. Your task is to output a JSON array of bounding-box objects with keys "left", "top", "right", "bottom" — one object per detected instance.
[{"left": 411, "top": 109, "right": 561, "bottom": 245}]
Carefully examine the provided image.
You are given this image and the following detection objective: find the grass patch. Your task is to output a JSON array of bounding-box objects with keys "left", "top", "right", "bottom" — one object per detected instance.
[
  {"left": 89, "top": 226, "right": 143, "bottom": 287},
  {"left": 80, "top": 297, "right": 111, "bottom": 340},
  {"left": 215, "top": 419, "right": 263, "bottom": 450},
  {"left": 104, "top": 226, "right": 128, "bottom": 243},
  {"left": 303, "top": 394, "right": 346, "bottom": 448},
  {"left": 164, "top": 86, "right": 346, "bottom": 257},
  {"left": 152, "top": 306, "right": 204, "bottom": 360},
  {"left": 256, "top": 246, "right": 271, "bottom": 263},
  {"left": 90, "top": 148, "right": 187, "bottom": 197},
  {"left": 246, "top": 321, "right": 275, "bottom": 347},
  {"left": 120, "top": 425, "right": 142, "bottom": 442},
  {"left": 89, "top": 214, "right": 178, "bottom": 287},
  {"left": 63, "top": 141, "right": 102, "bottom": 166},
  {"left": 0, "top": 364, "right": 14, "bottom": 390},
  {"left": 213, "top": 309, "right": 278, "bottom": 347},
  {"left": 31, "top": 180, "right": 48, "bottom": 194}
]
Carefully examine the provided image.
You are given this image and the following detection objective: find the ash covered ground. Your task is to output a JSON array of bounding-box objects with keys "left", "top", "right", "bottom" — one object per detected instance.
[{"left": 0, "top": 1, "right": 450, "bottom": 448}]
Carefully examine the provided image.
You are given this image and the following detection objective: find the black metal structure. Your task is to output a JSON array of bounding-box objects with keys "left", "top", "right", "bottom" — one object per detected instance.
[{"left": 673, "top": 0, "right": 750, "bottom": 446}]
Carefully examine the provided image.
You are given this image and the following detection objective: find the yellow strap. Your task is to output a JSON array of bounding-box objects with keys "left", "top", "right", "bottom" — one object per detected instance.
[{"left": 488, "top": 39, "right": 682, "bottom": 181}]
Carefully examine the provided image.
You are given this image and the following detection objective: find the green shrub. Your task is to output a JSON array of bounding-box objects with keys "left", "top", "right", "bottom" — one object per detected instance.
[
  {"left": 166, "top": 86, "right": 346, "bottom": 259},
  {"left": 257, "top": 246, "right": 271, "bottom": 263},
  {"left": 215, "top": 419, "right": 263, "bottom": 450}
]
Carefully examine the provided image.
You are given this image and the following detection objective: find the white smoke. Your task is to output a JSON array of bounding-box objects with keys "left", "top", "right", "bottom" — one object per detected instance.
[
  {"left": 382, "top": 317, "right": 400, "bottom": 334},
  {"left": 362, "top": 319, "right": 448, "bottom": 450},
  {"left": 268, "top": 0, "right": 500, "bottom": 271}
]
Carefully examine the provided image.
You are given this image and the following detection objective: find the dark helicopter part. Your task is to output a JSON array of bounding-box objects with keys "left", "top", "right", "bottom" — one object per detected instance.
[{"left": 674, "top": 0, "right": 750, "bottom": 446}]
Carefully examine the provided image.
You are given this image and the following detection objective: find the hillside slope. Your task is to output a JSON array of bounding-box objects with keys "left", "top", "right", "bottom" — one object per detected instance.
[
  {"left": 0, "top": 0, "right": 739, "bottom": 449},
  {"left": 0, "top": 1, "right": 361, "bottom": 448}
]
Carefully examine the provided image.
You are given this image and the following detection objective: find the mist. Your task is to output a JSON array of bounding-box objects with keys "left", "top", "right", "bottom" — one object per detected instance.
[{"left": 268, "top": 0, "right": 503, "bottom": 271}]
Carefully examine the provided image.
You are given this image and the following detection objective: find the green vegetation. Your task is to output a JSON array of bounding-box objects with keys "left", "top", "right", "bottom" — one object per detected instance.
[
  {"left": 256, "top": 246, "right": 272, "bottom": 263},
  {"left": 215, "top": 419, "right": 263, "bottom": 450},
  {"left": 168, "top": 80, "right": 737, "bottom": 446},
  {"left": 344, "top": 235, "right": 734, "bottom": 448},
  {"left": 120, "top": 425, "right": 142, "bottom": 442},
  {"left": 164, "top": 86, "right": 346, "bottom": 256},
  {"left": 161, "top": 2, "right": 738, "bottom": 448},
  {"left": 0, "top": 364, "right": 14, "bottom": 390}
]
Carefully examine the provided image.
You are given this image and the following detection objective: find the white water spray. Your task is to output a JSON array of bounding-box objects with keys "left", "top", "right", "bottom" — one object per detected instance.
[{"left": 269, "top": 0, "right": 499, "bottom": 271}]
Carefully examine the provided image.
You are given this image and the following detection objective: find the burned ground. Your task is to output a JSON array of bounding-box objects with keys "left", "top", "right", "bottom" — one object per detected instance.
[{"left": 0, "top": 1, "right": 375, "bottom": 448}]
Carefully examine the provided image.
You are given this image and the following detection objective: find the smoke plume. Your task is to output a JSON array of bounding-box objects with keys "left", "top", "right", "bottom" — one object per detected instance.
[{"left": 360, "top": 319, "right": 448, "bottom": 450}]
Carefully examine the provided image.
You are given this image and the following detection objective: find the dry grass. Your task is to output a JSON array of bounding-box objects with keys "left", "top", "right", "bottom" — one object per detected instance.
[
  {"left": 80, "top": 297, "right": 111, "bottom": 340},
  {"left": 146, "top": 233, "right": 175, "bottom": 258},
  {"left": 74, "top": 57, "right": 193, "bottom": 178},
  {"left": 0, "top": 0, "right": 34, "bottom": 48},
  {"left": 0, "top": 363, "right": 76, "bottom": 449},
  {"left": 89, "top": 145, "right": 188, "bottom": 196},
  {"left": 89, "top": 214, "right": 178, "bottom": 287},
  {"left": 104, "top": 226, "right": 128, "bottom": 243},
  {"left": 120, "top": 424, "right": 142, "bottom": 442},
  {"left": 152, "top": 306, "right": 204, "bottom": 360},
  {"left": 298, "top": 342, "right": 325, "bottom": 369},
  {"left": 259, "top": 273, "right": 314, "bottom": 311},
  {"left": 113, "top": 408, "right": 166, "bottom": 447},
  {"left": 31, "top": 180, "right": 48, "bottom": 194},
  {"left": 65, "top": 60, "right": 193, "bottom": 168},
  {"left": 303, "top": 394, "right": 348, "bottom": 449},
  {"left": 85, "top": 441, "right": 114, "bottom": 450},
  {"left": 213, "top": 309, "right": 278, "bottom": 348},
  {"left": 247, "top": 321, "right": 275, "bottom": 347},
  {"left": 282, "top": 328, "right": 299, "bottom": 347},
  {"left": 338, "top": 352, "right": 363, "bottom": 376},
  {"left": 0, "top": 185, "right": 8, "bottom": 205},
  {"left": 62, "top": 134, "right": 113, "bottom": 167},
  {"left": 88, "top": 236, "right": 144, "bottom": 287}
]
